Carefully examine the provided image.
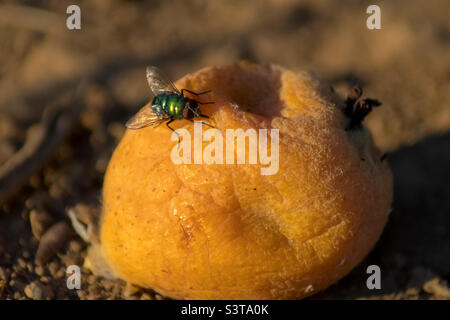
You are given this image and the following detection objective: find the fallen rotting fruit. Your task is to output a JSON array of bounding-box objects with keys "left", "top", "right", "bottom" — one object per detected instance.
[{"left": 96, "top": 61, "right": 393, "bottom": 299}]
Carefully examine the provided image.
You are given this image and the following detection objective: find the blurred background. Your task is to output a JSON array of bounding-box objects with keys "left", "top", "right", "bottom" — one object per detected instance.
[{"left": 0, "top": 0, "right": 449, "bottom": 299}]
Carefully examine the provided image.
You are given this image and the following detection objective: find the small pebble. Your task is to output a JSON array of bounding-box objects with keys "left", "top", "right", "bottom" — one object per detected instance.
[
  {"left": 24, "top": 281, "right": 53, "bottom": 300},
  {"left": 124, "top": 282, "right": 140, "bottom": 297},
  {"left": 47, "top": 261, "right": 59, "bottom": 275},
  {"left": 9, "top": 279, "right": 26, "bottom": 291},
  {"left": 35, "top": 265, "right": 45, "bottom": 276},
  {"left": 17, "top": 258, "right": 27, "bottom": 269},
  {"left": 35, "top": 222, "right": 74, "bottom": 265},
  {"left": 55, "top": 268, "right": 66, "bottom": 279},
  {"left": 423, "top": 278, "right": 450, "bottom": 299},
  {"left": 29, "top": 209, "right": 54, "bottom": 240},
  {"left": 0, "top": 280, "right": 5, "bottom": 297},
  {"left": 140, "top": 293, "right": 154, "bottom": 300},
  {"left": 101, "top": 280, "right": 114, "bottom": 291},
  {"left": 69, "top": 240, "right": 83, "bottom": 252},
  {"left": 405, "top": 287, "right": 420, "bottom": 296},
  {"left": 0, "top": 267, "right": 9, "bottom": 282}
]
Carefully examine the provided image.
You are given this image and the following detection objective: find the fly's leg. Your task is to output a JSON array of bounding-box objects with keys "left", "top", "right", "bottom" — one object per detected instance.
[
  {"left": 189, "top": 119, "right": 215, "bottom": 129},
  {"left": 181, "top": 89, "right": 211, "bottom": 96},
  {"left": 181, "top": 89, "right": 214, "bottom": 105},
  {"left": 186, "top": 105, "right": 199, "bottom": 117},
  {"left": 166, "top": 119, "right": 181, "bottom": 149},
  {"left": 197, "top": 114, "right": 217, "bottom": 127}
]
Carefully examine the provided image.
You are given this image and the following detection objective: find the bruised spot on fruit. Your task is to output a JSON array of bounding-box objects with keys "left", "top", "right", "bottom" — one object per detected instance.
[{"left": 93, "top": 62, "right": 393, "bottom": 300}]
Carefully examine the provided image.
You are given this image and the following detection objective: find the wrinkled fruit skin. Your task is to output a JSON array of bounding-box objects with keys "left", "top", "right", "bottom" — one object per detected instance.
[{"left": 99, "top": 62, "right": 393, "bottom": 299}]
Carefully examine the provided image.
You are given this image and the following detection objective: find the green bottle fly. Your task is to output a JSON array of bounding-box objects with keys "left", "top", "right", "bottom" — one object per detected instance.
[{"left": 126, "top": 66, "right": 214, "bottom": 142}]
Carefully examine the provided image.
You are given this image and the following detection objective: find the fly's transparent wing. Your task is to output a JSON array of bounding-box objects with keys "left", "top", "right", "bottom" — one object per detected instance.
[
  {"left": 126, "top": 106, "right": 169, "bottom": 129},
  {"left": 146, "top": 66, "right": 180, "bottom": 96}
]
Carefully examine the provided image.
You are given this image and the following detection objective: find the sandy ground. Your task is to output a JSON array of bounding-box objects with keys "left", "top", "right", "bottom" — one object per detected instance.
[{"left": 0, "top": 0, "right": 449, "bottom": 299}]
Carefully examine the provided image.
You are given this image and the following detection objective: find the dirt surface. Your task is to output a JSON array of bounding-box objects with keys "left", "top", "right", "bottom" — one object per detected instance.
[{"left": 0, "top": 0, "right": 449, "bottom": 300}]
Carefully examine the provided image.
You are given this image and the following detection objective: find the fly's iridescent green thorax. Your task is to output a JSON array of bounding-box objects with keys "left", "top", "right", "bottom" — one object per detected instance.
[{"left": 152, "top": 93, "right": 188, "bottom": 120}]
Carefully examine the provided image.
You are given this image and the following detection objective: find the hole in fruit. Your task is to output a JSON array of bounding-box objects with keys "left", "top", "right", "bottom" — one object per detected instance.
[{"left": 204, "top": 64, "right": 284, "bottom": 118}]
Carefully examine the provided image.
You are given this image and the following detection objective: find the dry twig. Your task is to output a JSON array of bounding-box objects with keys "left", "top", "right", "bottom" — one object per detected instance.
[{"left": 0, "top": 84, "right": 85, "bottom": 207}]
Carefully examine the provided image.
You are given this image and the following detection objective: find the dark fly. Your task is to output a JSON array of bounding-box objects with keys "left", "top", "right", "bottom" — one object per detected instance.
[{"left": 126, "top": 66, "right": 214, "bottom": 143}]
